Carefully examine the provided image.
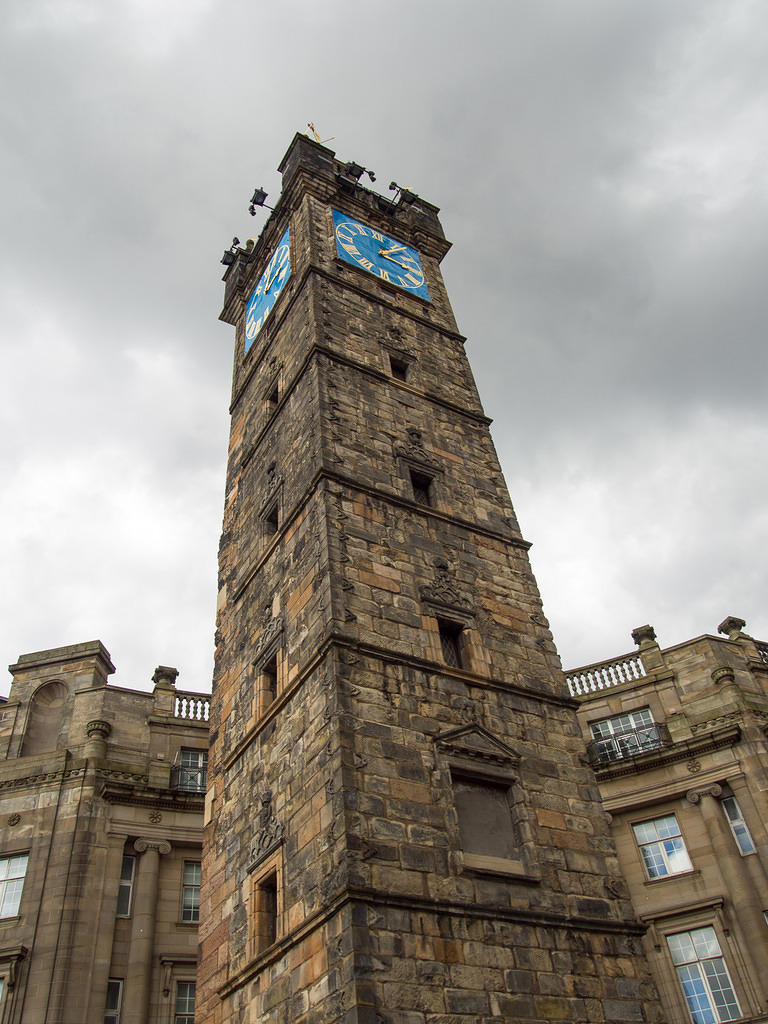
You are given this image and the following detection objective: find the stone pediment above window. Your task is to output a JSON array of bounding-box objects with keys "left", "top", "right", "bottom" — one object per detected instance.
[
  {"left": 263, "top": 462, "right": 283, "bottom": 501},
  {"left": 254, "top": 614, "right": 283, "bottom": 664},
  {"left": 248, "top": 791, "right": 284, "bottom": 873},
  {"left": 395, "top": 427, "right": 440, "bottom": 471},
  {"left": 435, "top": 724, "right": 520, "bottom": 774},
  {"left": 419, "top": 559, "right": 474, "bottom": 619}
]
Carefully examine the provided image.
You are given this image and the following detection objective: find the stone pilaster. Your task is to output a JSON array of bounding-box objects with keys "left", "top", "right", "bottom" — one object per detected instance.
[
  {"left": 686, "top": 785, "right": 767, "bottom": 1005},
  {"left": 123, "top": 838, "right": 172, "bottom": 1024}
]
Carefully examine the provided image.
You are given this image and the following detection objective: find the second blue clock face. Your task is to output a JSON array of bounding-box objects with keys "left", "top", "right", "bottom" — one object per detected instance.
[
  {"left": 332, "top": 210, "right": 430, "bottom": 301},
  {"left": 244, "top": 227, "right": 291, "bottom": 355}
]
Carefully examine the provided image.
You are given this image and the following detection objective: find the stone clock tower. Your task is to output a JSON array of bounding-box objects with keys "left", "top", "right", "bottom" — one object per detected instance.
[{"left": 199, "top": 134, "right": 662, "bottom": 1024}]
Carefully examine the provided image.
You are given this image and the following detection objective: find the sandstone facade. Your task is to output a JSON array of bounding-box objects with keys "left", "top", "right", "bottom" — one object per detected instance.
[
  {"left": 570, "top": 618, "right": 768, "bottom": 1024},
  {"left": 0, "top": 641, "right": 206, "bottom": 1023}
]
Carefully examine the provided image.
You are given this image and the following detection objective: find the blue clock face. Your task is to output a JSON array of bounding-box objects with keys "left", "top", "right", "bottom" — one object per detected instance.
[
  {"left": 244, "top": 227, "right": 291, "bottom": 355},
  {"left": 332, "top": 210, "right": 430, "bottom": 302}
]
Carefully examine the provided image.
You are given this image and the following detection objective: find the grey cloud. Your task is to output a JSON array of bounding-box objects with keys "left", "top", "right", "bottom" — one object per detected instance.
[{"left": 1, "top": 0, "right": 766, "bottom": 691}]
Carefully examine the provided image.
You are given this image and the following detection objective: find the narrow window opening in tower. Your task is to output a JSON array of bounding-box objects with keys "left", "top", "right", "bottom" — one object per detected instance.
[
  {"left": 438, "top": 619, "right": 463, "bottom": 669},
  {"left": 262, "top": 654, "right": 278, "bottom": 707},
  {"left": 390, "top": 356, "right": 408, "bottom": 381},
  {"left": 253, "top": 872, "right": 278, "bottom": 951},
  {"left": 410, "top": 469, "right": 433, "bottom": 506},
  {"left": 266, "top": 383, "right": 279, "bottom": 410},
  {"left": 263, "top": 502, "right": 279, "bottom": 536}
]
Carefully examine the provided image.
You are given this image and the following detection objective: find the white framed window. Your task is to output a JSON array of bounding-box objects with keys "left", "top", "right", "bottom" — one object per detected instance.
[
  {"left": 633, "top": 815, "right": 693, "bottom": 879},
  {"left": 721, "top": 796, "right": 755, "bottom": 855},
  {"left": 667, "top": 927, "right": 740, "bottom": 1023},
  {"left": 104, "top": 979, "right": 123, "bottom": 1024},
  {"left": 116, "top": 854, "right": 135, "bottom": 917},
  {"left": 181, "top": 861, "right": 201, "bottom": 923},
  {"left": 0, "top": 854, "right": 28, "bottom": 918},
  {"left": 174, "top": 749, "right": 208, "bottom": 793},
  {"left": 590, "top": 707, "right": 662, "bottom": 760},
  {"left": 175, "top": 980, "right": 196, "bottom": 1024}
]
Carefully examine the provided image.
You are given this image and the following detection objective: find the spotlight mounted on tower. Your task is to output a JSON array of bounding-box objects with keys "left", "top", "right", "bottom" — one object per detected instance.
[
  {"left": 248, "top": 187, "right": 274, "bottom": 216},
  {"left": 389, "top": 181, "right": 418, "bottom": 204},
  {"left": 344, "top": 161, "right": 376, "bottom": 184},
  {"left": 336, "top": 160, "right": 377, "bottom": 195},
  {"left": 220, "top": 236, "right": 241, "bottom": 266}
]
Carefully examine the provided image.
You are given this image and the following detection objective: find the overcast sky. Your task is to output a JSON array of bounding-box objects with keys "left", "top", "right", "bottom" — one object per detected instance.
[{"left": 2, "top": 0, "right": 766, "bottom": 695}]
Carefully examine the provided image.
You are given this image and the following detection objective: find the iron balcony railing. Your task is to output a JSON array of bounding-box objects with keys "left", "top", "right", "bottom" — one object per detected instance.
[
  {"left": 587, "top": 722, "right": 671, "bottom": 767},
  {"left": 170, "top": 765, "right": 208, "bottom": 793}
]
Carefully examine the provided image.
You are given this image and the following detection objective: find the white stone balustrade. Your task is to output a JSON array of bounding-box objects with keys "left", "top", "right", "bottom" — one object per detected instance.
[
  {"left": 566, "top": 653, "right": 646, "bottom": 697},
  {"left": 174, "top": 692, "right": 211, "bottom": 721}
]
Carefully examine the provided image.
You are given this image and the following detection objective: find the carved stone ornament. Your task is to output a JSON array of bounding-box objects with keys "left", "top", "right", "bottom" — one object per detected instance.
[
  {"left": 152, "top": 665, "right": 179, "bottom": 689},
  {"left": 7, "top": 813, "right": 20, "bottom": 827},
  {"left": 686, "top": 783, "right": 723, "bottom": 804},
  {"left": 86, "top": 719, "right": 112, "bottom": 740},
  {"left": 264, "top": 462, "right": 283, "bottom": 499},
  {"left": 711, "top": 666, "right": 735, "bottom": 686},
  {"left": 690, "top": 712, "right": 740, "bottom": 735},
  {"left": 395, "top": 427, "right": 440, "bottom": 470},
  {"left": 718, "top": 615, "right": 747, "bottom": 640},
  {"left": 419, "top": 558, "right": 474, "bottom": 616},
  {"left": 631, "top": 624, "right": 657, "bottom": 648},
  {"left": 253, "top": 614, "right": 284, "bottom": 664},
  {"left": 134, "top": 837, "right": 172, "bottom": 855},
  {"left": 249, "top": 791, "right": 285, "bottom": 870}
]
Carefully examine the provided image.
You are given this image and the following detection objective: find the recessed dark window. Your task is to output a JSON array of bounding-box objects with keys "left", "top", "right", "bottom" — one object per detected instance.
[
  {"left": 390, "top": 356, "right": 408, "bottom": 381},
  {"left": 438, "top": 619, "right": 463, "bottom": 669},
  {"left": 451, "top": 774, "right": 517, "bottom": 860},
  {"left": 410, "top": 469, "right": 433, "bottom": 506},
  {"left": 266, "top": 382, "right": 279, "bottom": 409},
  {"left": 263, "top": 502, "right": 279, "bottom": 536},
  {"left": 262, "top": 654, "right": 278, "bottom": 705},
  {"left": 254, "top": 871, "right": 278, "bottom": 950}
]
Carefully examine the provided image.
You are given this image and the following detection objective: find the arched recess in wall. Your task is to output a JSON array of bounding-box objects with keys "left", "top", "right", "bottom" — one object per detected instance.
[{"left": 20, "top": 680, "right": 69, "bottom": 757}]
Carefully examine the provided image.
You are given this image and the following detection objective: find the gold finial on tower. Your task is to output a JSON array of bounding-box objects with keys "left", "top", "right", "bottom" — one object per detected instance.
[{"left": 307, "top": 122, "right": 336, "bottom": 144}]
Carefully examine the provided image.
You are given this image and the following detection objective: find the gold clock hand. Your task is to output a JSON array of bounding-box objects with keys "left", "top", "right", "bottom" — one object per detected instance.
[
  {"left": 379, "top": 245, "right": 406, "bottom": 257},
  {"left": 379, "top": 252, "right": 415, "bottom": 271}
]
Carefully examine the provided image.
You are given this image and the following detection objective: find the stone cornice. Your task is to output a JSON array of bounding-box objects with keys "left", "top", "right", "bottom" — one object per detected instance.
[
  {"left": 221, "top": 634, "right": 575, "bottom": 772},
  {"left": 0, "top": 765, "right": 85, "bottom": 792},
  {"left": 99, "top": 779, "right": 204, "bottom": 812},
  {"left": 230, "top": 284, "right": 474, "bottom": 421},
  {"left": 145, "top": 715, "right": 209, "bottom": 732},
  {"left": 9, "top": 640, "right": 115, "bottom": 675},
  {"left": 217, "top": 884, "right": 646, "bottom": 1001},
  {"left": 234, "top": 466, "right": 529, "bottom": 603}
]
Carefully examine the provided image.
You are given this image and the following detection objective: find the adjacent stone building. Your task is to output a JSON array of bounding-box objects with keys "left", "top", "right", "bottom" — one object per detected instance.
[
  {"left": 0, "top": 641, "right": 208, "bottom": 1024},
  {"left": 569, "top": 616, "right": 768, "bottom": 1024},
  {"left": 199, "top": 134, "right": 664, "bottom": 1024}
]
